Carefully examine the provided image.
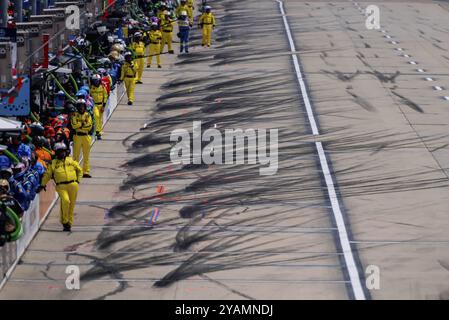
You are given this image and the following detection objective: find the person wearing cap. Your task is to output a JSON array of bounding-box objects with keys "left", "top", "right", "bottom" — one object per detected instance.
[
  {"left": 0, "top": 179, "right": 24, "bottom": 219},
  {"left": 55, "top": 128, "right": 70, "bottom": 151},
  {"left": 78, "top": 86, "right": 94, "bottom": 112},
  {"left": 157, "top": 3, "right": 168, "bottom": 21},
  {"left": 146, "top": 23, "right": 163, "bottom": 68},
  {"left": 30, "top": 152, "right": 45, "bottom": 179},
  {"left": 0, "top": 179, "right": 24, "bottom": 243},
  {"left": 120, "top": 52, "right": 138, "bottom": 105},
  {"left": 37, "top": 143, "right": 82, "bottom": 232},
  {"left": 33, "top": 136, "right": 52, "bottom": 169},
  {"left": 11, "top": 162, "right": 31, "bottom": 211},
  {"left": 0, "top": 149, "right": 11, "bottom": 170},
  {"left": 71, "top": 99, "right": 93, "bottom": 178},
  {"left": 160, "top": 11, "right": 175, "bottom": 54},
  {"left": 108, "top": 51, "right": 122, "bottom": 88},
  {"left": 176, "top": 0, "right": 193, "bottom": 22},
  {"left": 90, "top": 74, "right": 108, "bottom": 140},
  {"left": 98, "top": 68, "right": 112, "bottom": 95},
  {"left": 75, "top": 89, "right": 96, "bottom": 137},
  {"left": 8, "top": 135, "right": 32, "bottom": 160},
  {"left": 130, "top": 32, "right": 146, "bottom": 84},
  {"left": 75, "top": 89, "right": 94, "bottom": 112},
  {"left": 22, "top": 160, "right": 39, "bottom": 202},
  {"left": 178, "top": 11, "right": 192, "bottom": 53},
  {"left": 0, "top": 167, "right": 27, "bottom": 212},
  {"left": 54, "top": 91, "right": 66, "bottom": 113},
  {"left": 199, "top": 6, "right": 216, "bottom": 47}
]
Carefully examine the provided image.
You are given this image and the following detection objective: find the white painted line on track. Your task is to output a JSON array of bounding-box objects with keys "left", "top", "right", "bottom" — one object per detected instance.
[
  {"left": 409, "top": 61, "right": 418, "bottom": 65},
  {"left": 433, "top": 86, "right": 444, "bottom": 91},
  {"left": 276, "top": 0, "right": 366, "bottom": 300},
  {"left": 425, "top": 77, "right": 434, "bottom": 81},
  {"left": 417, "top": 68, "right": 425, "bottom": 73},
  {"left": 444, "top": 96, "right": 449, "bottom": 101}
]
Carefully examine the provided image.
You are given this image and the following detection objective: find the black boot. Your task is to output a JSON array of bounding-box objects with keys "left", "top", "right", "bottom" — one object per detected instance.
[
  {"left": 63, "top": 224, "right": 71, "bottom": 232},
  {"left": 169, "top": 50, "right": 174, "bottom": 54},
  {"left": 96, "top": 132, "right": 102, "bottom": 140},
  {"left": 128, "top": 101, "right": 133, "bottom": 105}
]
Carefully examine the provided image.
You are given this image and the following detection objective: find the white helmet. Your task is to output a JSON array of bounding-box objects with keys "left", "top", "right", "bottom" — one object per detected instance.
[
  {"left": 54, "top": 142, "right": 67, "bottom": 151},
  {"left": 180, "top": 11, "right": 187, "bottom": 16}
]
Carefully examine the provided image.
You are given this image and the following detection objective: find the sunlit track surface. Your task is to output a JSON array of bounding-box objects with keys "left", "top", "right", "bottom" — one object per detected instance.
[
  {"left": 82, "top": 0, "right": 352, "bottom": 299},
  {"left": 3, "top": 0, "right": 449, "bottom": 300}
]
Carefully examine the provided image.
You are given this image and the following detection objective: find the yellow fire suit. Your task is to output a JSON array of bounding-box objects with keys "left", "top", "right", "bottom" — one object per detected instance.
[
  {"left": 187, "top": 0, "right": 194, "bottom": 10},
  {"left": 146, "top": 30, "right": 162, "bottom": 67},
  {"left": 90, "top": 83, "right": 108, "bottom": 136},
  {"left": 41, "top": 157, "right": 83, "bottom": 226},
  {"left": 71, "top": 111, "right": 93, "bottom": 175},
  {"left": 199, "top": 12, "right": 216, "bottom": 46},
  {"left": 160, "top": 17, "right": 175, "bottom": 53},
  {"left": 130, "top": 40, "right": 146, "bottom": 82},
  {"left": 120, "top": 61, "right": 137, "bottom": 103},
  {"left": 157, "top": 10, "right": 165, "bottom": 21},
  {"left": 176, "top": 4, "right": 193, "bottom": 21}
]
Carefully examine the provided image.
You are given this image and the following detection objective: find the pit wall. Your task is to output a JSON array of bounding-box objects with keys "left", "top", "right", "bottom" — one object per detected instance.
[{"left": 0, "top": 83, "right": 125, "bottom": 289}]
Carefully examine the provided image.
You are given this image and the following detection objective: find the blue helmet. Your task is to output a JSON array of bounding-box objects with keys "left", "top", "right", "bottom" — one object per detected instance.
[
  {"left": 0, "top": 155, "right": 11, "bottom": 170},
  {"left": 80, "top": 85, "right": 90, "bottom": 94},
  {"left": 76, "top": 89, "right": 88, "bottom": 99}
]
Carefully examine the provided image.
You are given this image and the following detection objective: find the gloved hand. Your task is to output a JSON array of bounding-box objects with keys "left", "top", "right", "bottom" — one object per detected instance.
[{"left": 36, "top": 185, "right": 46, "bottom": 194}]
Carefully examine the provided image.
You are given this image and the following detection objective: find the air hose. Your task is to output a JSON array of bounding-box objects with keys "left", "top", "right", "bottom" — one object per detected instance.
[
  {"left": 30, "top": 111, "right": 40, "bottom": 123},
  {"left": 68, "top": 74, "right": 79, "bottom": 92},
  {"left": 42, "top": 146, "right": 53, "bottom": 155},
  {"left": 72, "top": 46, "right": 97, "bottom": 72},
  {"left": 3, "top": 149, "right": 20, "bottom": 165},
  {"left": 49, "top": 73, "right": 76, "bottom": 103},
  {"left": 5, "top": 206, "right": 23, "bottom": 242}
]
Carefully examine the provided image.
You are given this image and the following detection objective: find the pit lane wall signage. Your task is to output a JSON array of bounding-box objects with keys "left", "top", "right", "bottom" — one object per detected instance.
[{"left": 0, "top": 75, "right": 31, "bottom": 117}]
